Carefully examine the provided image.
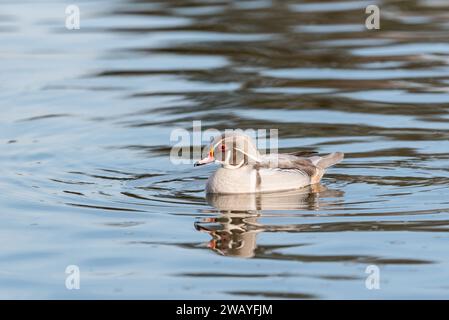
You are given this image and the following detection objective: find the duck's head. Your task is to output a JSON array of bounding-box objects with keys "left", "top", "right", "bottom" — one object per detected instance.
[{"left": 194, "top": 132, "right": 260, "bottom": 169}]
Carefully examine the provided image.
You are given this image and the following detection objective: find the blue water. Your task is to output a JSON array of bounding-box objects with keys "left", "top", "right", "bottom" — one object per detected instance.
[{"left": 1, "top": 0, "right": 449, "bottom": 299}]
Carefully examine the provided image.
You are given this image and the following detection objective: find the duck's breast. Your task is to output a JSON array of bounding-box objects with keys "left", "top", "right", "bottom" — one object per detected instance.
[{"left": 206, "top": 166, "right": 255, "bottom": 194}]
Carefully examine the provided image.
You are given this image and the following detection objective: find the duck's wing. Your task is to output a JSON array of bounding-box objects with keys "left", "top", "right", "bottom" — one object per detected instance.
[
  {"left": 257, "top": 152, "right": 344, "bottom": 181},
  {"left": 257, "top": 154, "right": 318, "bottom": 177},
  {"left": 287, "top": 150, "right": 319, "bottom": 158}
]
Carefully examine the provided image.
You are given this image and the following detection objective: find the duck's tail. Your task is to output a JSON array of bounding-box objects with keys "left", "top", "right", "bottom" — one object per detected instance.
[{"left": 315, "top": 152, "right": 344, "bottom": 169}]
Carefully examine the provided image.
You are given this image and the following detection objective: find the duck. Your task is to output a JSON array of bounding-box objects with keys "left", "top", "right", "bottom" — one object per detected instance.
[{"left": 194, "top": 132, "right": 344, "bottom": 194}]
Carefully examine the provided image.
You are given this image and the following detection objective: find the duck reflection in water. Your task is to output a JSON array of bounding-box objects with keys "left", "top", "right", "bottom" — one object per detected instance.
[{"left": 195, "top": 184, "right": 344, "bottom": 258}]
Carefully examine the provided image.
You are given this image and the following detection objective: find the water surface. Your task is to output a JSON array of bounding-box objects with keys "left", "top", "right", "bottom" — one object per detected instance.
[{"left": 1, "top": 0, "right": 449, "bottom": 299}]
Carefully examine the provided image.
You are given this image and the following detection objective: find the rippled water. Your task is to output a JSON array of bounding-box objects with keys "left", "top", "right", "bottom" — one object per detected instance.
[{"left": 2, "top": 0, "right": 449, "bottom": 299}]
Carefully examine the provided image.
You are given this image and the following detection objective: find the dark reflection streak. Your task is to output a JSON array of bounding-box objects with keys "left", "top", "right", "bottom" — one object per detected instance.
[
  {"left": 253, "top": 251, "right": 433, "bottom": 265},
  {"left": 95, "top": 70, "right": 203, "bottom": 77},
  {"left": 226, "top": 291, "right": 317, "bottom": 299},
  {"left": 121, "top": 191, "right": 152, "bottom": 200},
  {"left": 63, "top": 190, "right": 85, "bottom": 196},
  {"left": 67, "top": 171, "right": 163, "bottom": 181},
  {"left": 17, "top": 114, "right": 72, "bottom": 122},
  {"left": 136, "top": 185, "right": 171, "bottom": 192},
  {"left": 104, "top": 221, "right": 144, "bottom": 228},
  {"left": 43, "top": 85, "right": 127, "bottom": 91},
  {"left": 121, "top": 196, "right": 204, "bottom": 207},
  {"left": 50, "top": 179, "right": 95, "bottom": 185},
  {"left": 177, "top": 272, "right": 361, "bottom": 280},
  {"left": 116, "top": 197, "right": 206, "bottom": 208},
  {"left": 66, "top": 203, "right": 144, "bottom": 212},
  {"left": 51, "top": 27, "right": 195, "bottom": 34}
]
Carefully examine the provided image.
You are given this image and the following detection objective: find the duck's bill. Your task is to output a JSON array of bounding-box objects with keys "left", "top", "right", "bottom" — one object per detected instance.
[{"left": 194, "top": 155, "right": 215, "bottom": 167}]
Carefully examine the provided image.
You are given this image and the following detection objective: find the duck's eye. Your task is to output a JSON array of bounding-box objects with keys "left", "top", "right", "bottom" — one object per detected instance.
[{"left": 220, "top": 144, "right": 226, "bottom": 152}]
